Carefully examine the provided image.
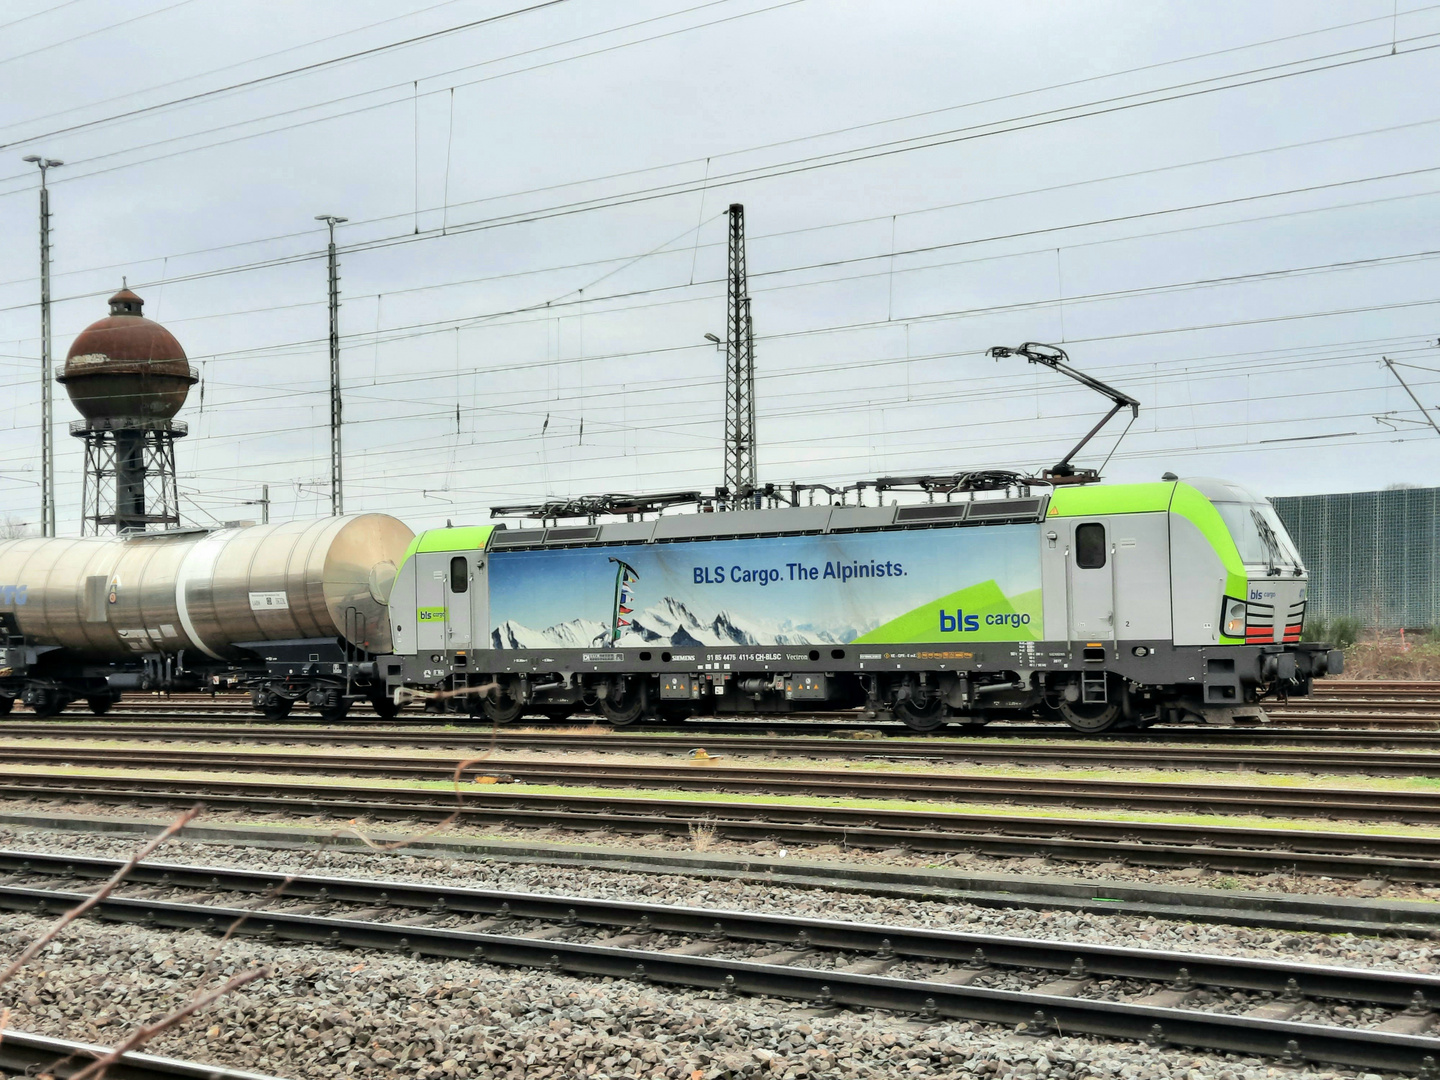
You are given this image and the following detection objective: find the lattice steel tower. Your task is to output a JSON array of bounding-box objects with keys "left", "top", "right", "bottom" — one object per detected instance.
[
  {"left": 723, "top": 203, "right": 757, "bottom": 503},
  {"left": 315, "top": 214, "right": 347, "bottom": 516},
  {"left": 60, "top": 287, "right": 196, "bottom": 534}
]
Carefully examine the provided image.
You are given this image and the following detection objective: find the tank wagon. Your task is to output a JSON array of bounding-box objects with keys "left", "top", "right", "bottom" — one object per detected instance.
[
  {"left": 0, "top": 514, "right": 413, "bottom": 718},
  {"left": 380, "top": 477, "right": 1341, "bottom": 732}
]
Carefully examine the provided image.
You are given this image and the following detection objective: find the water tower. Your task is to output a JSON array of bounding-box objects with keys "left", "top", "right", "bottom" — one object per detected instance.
[{"left": 59, "top": 286, "right": 197, "bottom": 534}]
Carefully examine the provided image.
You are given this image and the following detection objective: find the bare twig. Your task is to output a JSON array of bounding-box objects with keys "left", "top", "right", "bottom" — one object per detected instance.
[{"left": 0, "top": 805, "right": 201, "bottom": 988}]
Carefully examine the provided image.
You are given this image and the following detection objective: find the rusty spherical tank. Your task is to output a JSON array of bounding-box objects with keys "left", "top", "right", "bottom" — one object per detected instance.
[{"left": 60, "top": 288, "right": 197, "bottom": 421}]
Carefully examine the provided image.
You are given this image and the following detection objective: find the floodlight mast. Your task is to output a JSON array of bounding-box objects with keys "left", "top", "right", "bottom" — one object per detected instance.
[{"left": 987, "top": 342, "right": 1140, "bottom": 484}]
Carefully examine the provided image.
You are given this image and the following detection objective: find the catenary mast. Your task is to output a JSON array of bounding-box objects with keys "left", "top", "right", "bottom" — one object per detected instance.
[
  {"left": 316, "top": 214, "right": 347, "bottom": 516},
  {"left": 723, "top": 203, "right": 757, "bottom": 507}
]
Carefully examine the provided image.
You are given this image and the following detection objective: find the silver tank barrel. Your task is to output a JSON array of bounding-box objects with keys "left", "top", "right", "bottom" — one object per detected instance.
[{"left": 0, "top": 514, "right": 413, "bottom": 661}]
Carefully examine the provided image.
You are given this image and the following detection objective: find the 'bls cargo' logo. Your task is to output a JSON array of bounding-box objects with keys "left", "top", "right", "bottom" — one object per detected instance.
[{"left": 939, "top": 609, "right": 980, "bottom": 633}]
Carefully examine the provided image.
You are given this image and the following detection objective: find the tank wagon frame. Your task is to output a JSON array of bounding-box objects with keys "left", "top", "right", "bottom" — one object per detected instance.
[
  {"left": 0, "top": 515, "right": 413, "bottom": 719},
  {"left": 382, "top": 478, "right": 1341, "bottom": 733}
]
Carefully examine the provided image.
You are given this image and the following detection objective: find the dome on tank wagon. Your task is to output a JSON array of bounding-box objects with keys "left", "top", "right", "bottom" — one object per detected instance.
[{"left": 60, "top": 285, "right": 198, "bottom": 423}]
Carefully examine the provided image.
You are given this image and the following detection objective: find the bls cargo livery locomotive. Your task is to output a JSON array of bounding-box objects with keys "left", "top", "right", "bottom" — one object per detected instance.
[
  {"left": 0, "top": 476, "right": 1338, "bottom": 732},
  {"left": 381, "top": 476, "right": 1340, "bottom": 733}
]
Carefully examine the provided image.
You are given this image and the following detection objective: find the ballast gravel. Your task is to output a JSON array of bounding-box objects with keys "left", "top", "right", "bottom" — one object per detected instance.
[
  {"left": 1, "top": 822, "right": 1437, "bottom": 977},
  {"left": 0, "top": 787, "right": 1429, "bottom": 902},
  {"left": 0, "top": 913, "right": 1373, "bottom": 1080}
]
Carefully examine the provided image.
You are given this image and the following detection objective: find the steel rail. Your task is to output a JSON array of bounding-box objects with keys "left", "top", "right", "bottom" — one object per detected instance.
[
  {"left": 0, "top": 744, "right": 1437, "bottom": 823},
  {"left": 16, "top": 716, "right": 1440, "bottom": 750},
  {"left": 1, "top": 850, "right": 1435, "bottom": 1004},
  {"left": 4, "top": 771, "right": 1440, "bottom": 880},
  {"left": 91, "top": 707, "right": 1440, "bottom": 729},
  {"left": 8, "top": 723, "right": 1440, "bottom": 774},
  {"left": 2, "top": 854, "right": 1439, "bottom": 1072},
  {"left": 0, "top": 1029, "right": 284, "bottom": 1080}
]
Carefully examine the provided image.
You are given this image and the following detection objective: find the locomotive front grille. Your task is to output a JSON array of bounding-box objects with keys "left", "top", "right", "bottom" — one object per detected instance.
[
  {"left": 1244, "top": 600, "right": 1276, "bottom": 644},
  {"left": 1283, "top": 600, "right": 1306, "bottom": 644}
]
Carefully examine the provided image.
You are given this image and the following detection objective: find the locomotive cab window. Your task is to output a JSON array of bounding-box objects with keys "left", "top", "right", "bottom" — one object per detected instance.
[
  {"left": 1075, "top": 523, "right": 1106, "bottom": 569},
  {"left": 449, "top": 556, "right": 468, "bottom": 593}
]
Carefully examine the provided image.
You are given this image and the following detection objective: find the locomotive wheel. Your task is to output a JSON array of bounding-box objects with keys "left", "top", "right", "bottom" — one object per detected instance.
[
  {"left": 597, "top": 681, "right": 648, "bottom": 726},
  {"left": 86, "top": 696, "right": 114, "bottom": 716},
  {"left": 1058, "top": 698, "right": 1122, "bottom": 733},
  {"left": 259, "top": 694, "right": 293, "bottom": 720},
  {"left": 892, "top": 696, "right": 948, "bottom": 733},
  {"left": 479, "top": 693, "right": 523, "bottom": 725},
  {"left": 0, "top": 696, "right": 12, "bottom": 716}
]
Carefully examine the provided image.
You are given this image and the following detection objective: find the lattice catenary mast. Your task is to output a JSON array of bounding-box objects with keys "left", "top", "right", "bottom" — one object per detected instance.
[
  {"left": 316, "top": 214, "right": 347, "bottom": 516},
  {"left": 722, "top": 202, "right": 757, "bottom": 505}
]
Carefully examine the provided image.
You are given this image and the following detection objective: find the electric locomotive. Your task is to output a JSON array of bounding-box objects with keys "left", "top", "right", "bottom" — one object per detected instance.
[{"left": 378, "top": 475, "right": 1339, "bottom": 733}]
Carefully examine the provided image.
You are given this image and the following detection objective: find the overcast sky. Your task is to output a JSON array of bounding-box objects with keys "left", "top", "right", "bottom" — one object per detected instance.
[{"left": 0, "top": 0, "right": 1437, "bottom": 534}]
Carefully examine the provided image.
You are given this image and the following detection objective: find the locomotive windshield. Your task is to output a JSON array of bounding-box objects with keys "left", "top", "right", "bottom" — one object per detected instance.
[{"left": 1213, "top": 498, "right": 1304, "bottom": 573}]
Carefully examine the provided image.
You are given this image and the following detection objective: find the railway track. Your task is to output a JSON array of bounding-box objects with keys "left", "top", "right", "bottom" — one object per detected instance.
[
  {"left": 3, "top": 850, "right": 1438, "bottom": 1073},
  {"left": 11, "top": 719, "right": 1440, "bottom": 769},
  {"left": 2, "top": 744, "right": 1438, "bottom": 824},
  {"left": 0, "top": 1031, "right": 283, "bottom": 1080},
  {"left": 21, "top": 713, "right": 1440, "bottom": 746},
  {"left": 94, "top": 703, "right": 1440, "bottom": 728},
  {"left": 4, "top": 769, "right": 1440, "bottom": 882}
]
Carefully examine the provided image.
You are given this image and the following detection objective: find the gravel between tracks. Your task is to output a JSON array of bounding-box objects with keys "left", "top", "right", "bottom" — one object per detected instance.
[
  {"left": 0, "top": 825, "right": 1427, "bottom": 1078},
  {"left": 3, "top": 823, "right": 1437, "bottom": 976},
  {"left": 0, "top": 911, "right": 1357, "bottom": 1080},
  {"left": 2, "top": 790, "right": 1438, "bottom": 903}
]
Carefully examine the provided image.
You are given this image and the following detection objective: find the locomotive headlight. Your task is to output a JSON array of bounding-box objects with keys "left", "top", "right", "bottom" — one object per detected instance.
[{"left": 1222, "top": 598, "right": 1246, "bottom": 638}]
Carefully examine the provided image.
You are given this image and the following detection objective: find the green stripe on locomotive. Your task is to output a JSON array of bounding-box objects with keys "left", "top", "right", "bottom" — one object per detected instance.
[{"left": 1049, "top": 480, "right": 1249, "bottom": 644}]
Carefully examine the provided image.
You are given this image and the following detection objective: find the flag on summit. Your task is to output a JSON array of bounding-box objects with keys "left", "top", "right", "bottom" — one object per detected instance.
[{"left": 606, "top": 556, "right": 641, "bottom": 647}]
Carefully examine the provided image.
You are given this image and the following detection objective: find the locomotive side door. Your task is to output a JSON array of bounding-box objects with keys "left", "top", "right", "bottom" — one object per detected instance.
[
  {"left": 1066, "top": 520, "right": 1114, "bottom": 640},
  {"left": 444, "top": 554, "right": 472, "bottom": 648},
  {"left": 414, "top": 553, "right": 447, "bottom": 652}
]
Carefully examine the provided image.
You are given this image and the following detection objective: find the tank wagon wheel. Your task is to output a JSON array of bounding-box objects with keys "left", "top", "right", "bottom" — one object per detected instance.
[
  {"left": 597, "top": 681, "right": 649, "bottom": 727},
  {"left": 314, "top": 692, "right": 351, "bottom": 723},
  {"left": 255, "top": 692, "right": 294, "bottom": 721},
  {"left": 26, "top": 689, "right": 67, "bottom": 719},
  {"left": 0, "top": 696, "right": 11, "bottom": 716},
  {"left": 85, "top": 697, "right": 114, "bottom": 716},
  {"left": 892, "top": 697, "right": 949, "bottom": 733},
  {"left": 1058, "top": 698, "right": 1123, "bottom": 733},
  {"left": 368, "top": 692, "right": 398, "bottom": 719}
]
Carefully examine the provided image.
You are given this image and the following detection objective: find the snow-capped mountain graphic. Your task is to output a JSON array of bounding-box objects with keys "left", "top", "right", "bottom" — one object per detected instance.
[
  {"left": 492, "top": 617, "right": 608, "bottom": 650},
  {"left": 492, "top": 597, "right": 876, "bottom": 649}
]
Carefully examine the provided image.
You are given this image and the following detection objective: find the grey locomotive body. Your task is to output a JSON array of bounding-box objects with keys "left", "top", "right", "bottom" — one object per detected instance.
[{"left": 380, "top": 478, "right": 1339, "bottom": 733}]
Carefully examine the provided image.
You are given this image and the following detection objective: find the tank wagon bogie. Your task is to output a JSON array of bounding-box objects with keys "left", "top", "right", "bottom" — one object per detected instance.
[
  {"left": 381, "top": 477, "right": 1339, "bottom": 733},
  {"left": 0, "top": 514, "right": 413, "bottom": 718}
]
